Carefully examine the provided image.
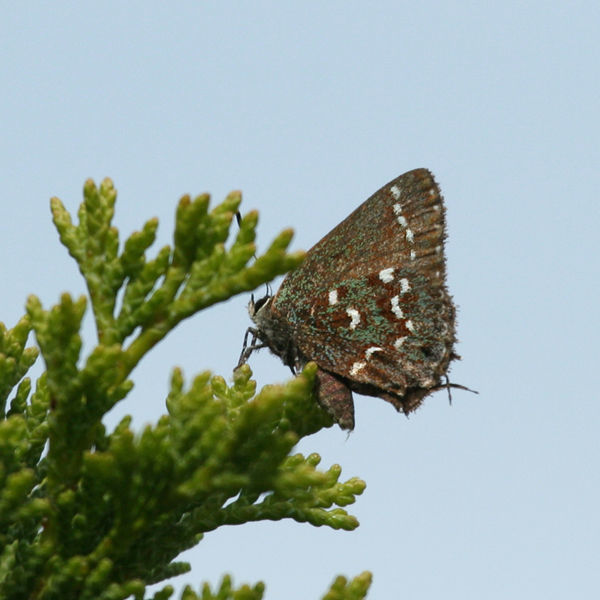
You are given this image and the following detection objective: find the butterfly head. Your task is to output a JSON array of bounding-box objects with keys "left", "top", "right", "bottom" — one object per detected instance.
[{"left": 248, "top": 292, "right": 273, "bottom": 323}]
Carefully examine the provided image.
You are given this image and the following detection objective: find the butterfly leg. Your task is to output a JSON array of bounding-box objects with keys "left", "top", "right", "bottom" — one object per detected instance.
[{"left": 236, "top": 327, "right": 268, "bottom": 369}]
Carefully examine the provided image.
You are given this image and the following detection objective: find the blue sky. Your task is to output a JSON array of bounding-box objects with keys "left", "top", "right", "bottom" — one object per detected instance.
[{"left": 2, "top": 3, "right": 599, "bottom": 599}]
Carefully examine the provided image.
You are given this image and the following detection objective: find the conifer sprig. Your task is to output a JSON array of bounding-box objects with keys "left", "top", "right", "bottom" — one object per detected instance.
[{"left": 0, "top": 179, "right": 371, "bottom": 600}]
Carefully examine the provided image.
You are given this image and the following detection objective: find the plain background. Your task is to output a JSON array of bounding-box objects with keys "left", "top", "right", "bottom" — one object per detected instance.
[{"left": 2, "top": 3, "right": 599, "bottom": 599}]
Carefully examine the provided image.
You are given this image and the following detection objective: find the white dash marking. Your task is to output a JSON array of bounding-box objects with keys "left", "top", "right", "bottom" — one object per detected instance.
[
  {"left": 400, "top": 278, "right": 410, "bottom": 294},
  {"left": 390, "top": 185, "right": 401, "bottom": 200},
  {"left": 350, "top": 361, "right": 366, "bottom": 376},
  {"left": 346, "top": 308, "right": 361, "bottom": 329},
  {"left": 397, "top": 215, "right": 408, "bottom": 228},
  {"left": 394, "top": 337, "right": 407, "bottom": 350},
  {"left": 410, "top": 250, "right": 416, "bottom": 261},
  {"left": 365, "top": 346, "right": 383, "bottom": 359},
  {"left": 328, "top": 289, "right": 338, "bottom": 305},
  {"left": 405, "top": 319, "right": 416, "bottom": 333},
  {"left": 379, "top": 267, "right": 395, "bottom": 283},
  {"left": 435, "top": 245, "right": 442, "bottom": 254},
  {"left": 390, "top": 295, "right": 404, "bottom": 319},
  {"left": 406, "top": 228, "right": 415, "bottom": 243},
  {"left": 393, "top": 202, "right": 402, "bottom": 215},
  {"left": 428, "top": 188, "right": 436, "bottom": 197}
]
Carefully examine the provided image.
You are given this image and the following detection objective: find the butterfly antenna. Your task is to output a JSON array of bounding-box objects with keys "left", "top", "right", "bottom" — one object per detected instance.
[
  {"left": 235, "top": 209, "right": 259, "bottom": 263},
  {"left": 443, "top": 376, "right": 478, "bottom": 405}
]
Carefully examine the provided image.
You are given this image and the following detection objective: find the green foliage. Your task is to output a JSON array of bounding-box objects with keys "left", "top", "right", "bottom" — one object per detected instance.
[
  {"left": 321, "top": 572, "right": 373, "bottom": 600},
  {"left": 0, "top": 179, "right": 371, "bottom": 599},
  {"left": 167, "top": 571, "right": 372, "bottom": 600}
]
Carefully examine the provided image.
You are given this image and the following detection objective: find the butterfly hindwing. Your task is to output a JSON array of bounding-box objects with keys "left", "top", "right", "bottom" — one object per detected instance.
[{"left": 270, "top": 168, "right": 455, "bottom": 396}]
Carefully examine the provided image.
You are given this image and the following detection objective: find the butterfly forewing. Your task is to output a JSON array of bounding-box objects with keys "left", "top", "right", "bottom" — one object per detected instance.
[{"left": 276, "top": 169, "right": 446, "bottom": 292}]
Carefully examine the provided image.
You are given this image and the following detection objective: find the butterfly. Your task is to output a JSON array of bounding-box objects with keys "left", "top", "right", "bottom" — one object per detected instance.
[{"left": 238, "top": 168, "right": 462, "bottom": 429}]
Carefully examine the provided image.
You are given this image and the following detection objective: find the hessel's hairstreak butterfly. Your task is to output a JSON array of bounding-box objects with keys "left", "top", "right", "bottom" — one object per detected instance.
[{"left": 238, "top": 168, "right": 463, "bottom": 430}]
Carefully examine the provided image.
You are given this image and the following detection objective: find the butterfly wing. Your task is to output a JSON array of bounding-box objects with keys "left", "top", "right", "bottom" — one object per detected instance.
[{"left": 271, "top": 169, "right": 456, "bottom": 408}]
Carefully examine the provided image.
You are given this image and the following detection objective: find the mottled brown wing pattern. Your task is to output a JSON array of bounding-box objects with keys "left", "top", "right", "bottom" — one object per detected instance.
[{"left": 247, "top": 169, "right": 458, "bottom": 427}]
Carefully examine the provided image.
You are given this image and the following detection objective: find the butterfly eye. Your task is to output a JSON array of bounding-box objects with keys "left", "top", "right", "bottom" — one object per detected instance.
[{"left": 254, "top": 295, "right": 271, "bottom": 312}]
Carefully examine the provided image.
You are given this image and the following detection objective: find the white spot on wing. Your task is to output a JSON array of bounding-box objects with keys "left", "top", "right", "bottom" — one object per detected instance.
[
  {"left": 365, "top": 346, "right": 383, "bottom": 359},
  {"left": 350, "top": 361, "right": 366, "bottom": 376},
  {"left": 410, "top": 250, "right": 416, "bottom": 260},
  {"left": 400, "top": 278, "right": 410, "bottom": 294},
  {"left": 390, "top": 185, "right": 401, "bottom": 200},
  {"left": 328, "top": 289, "right": 338, "bottom": 305},
  {"left": 405, "top": 319, "right": 415, "bottom": 332},
  {"left": 346, "top": 308, "right": 361, "bottom": 329},
  {"left": 379, "top": 267, "right": 395, "bottom": 283},
  {"left": 393, "top": 203, "right": 412, "bottom": 231},
  {"left": 394, "top": 337, "right": 407, "bottom": 349},
  {"left": 391, "top": 295, "right": 404, "bottom": 319},
  {"left": 406, "top": 228, "right": 414, "bottom": 243}
]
